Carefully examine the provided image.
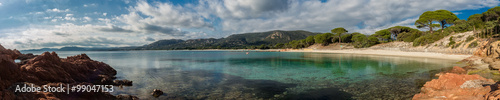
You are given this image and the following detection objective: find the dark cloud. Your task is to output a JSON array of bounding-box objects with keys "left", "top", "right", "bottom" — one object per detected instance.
[
  {"left": 248, "top": 0, "right": 290, "bottom": 13},
  {"left": 13, "top": 41, "right": 23, "bottom": 44},
  {"left": 144, "top": 37, "right": 155, "bottom": 41},
  {"left": 99, "top": 25, "right": 133, "bottom": 33},
  {"left": 53, "top": 32, "right": 70, "bottom": 37},
  {"left": 143, "top": 24, "right": 186, "bottom": 36}
]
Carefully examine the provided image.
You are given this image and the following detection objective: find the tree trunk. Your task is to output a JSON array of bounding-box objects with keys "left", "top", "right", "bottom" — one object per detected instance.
[
  {"left": 430, "top": 27, "right": 433, "bottom": 34},
  {"left": 441, "top": 24, "right": 444, "bottom": 33},
  {"left": 339, "top": 36, "right": 341, "bottom": 43},
  {"left": 474, "top": 26, "right": 476, "bottom": 37},
  {"left": 429, "top": 21, "right": 434, "bottom": 34}
]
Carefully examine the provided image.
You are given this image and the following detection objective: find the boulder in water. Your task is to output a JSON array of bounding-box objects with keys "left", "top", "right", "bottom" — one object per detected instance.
[
  {"left": 152, "top": 89, "right": 164, "bottom": 97},
  {"left": 114, "top": 79, "right": 133, "bottom": 86}
]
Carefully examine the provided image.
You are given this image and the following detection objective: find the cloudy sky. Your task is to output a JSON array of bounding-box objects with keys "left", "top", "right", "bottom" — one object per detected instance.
[{"left": 0, "top": 0, "right": 498, "bottom": 50}]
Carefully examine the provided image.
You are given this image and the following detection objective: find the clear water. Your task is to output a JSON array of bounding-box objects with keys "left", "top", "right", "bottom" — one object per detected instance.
[{"left": 22, "top": 50, "right": 463, "bottom": 99}]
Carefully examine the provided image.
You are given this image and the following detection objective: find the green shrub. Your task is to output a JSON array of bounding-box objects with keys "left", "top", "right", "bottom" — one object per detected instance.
[
  {"left": 448, "top": 36, "right": 455, "bottom": 47},
  {"left": 314, "top": 33, "right": 334, "bottom": 46},
  {"left": 469, "top": 41, "right": 478, "bottom": 48},
  {"left": 340, "top": 34, "right": 354, "bottom": 43},
  {"left": 352, "top": 34, "right": 379, "bottom": 48},
  {"left": 465, "top": 36, "right": 475, "bottom": 42},
  {"left": 413, "top": 32, "right": 451, "bottom": 46},
  {"left": 397, "top": 31, "right": 422, "bottom": 42}
]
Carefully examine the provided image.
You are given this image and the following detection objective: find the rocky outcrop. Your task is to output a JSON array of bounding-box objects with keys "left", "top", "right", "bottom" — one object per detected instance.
[
  {"left": 114, "top": 79, "right": 133, "bottom": 86},
  {"left": 449, "top": 66, "right": 467, "bottom": 74},
  {"left": 0, "top": 44, "right": 136, "bottom": 99},
  {"left": 0, "top": 45, "right": 21, "bottom": 90},
  {"left": 17, "top": 53, "right": 38, "bottom": 66},
  {"left": 413, "top": 73, "right": 495, "bottom": 99},
  {"left": 473, "top": 40, "right": 500, "bottom": 70},
  {"left": 152, "top": 89, "right": 164, "bottom": 97},
  {"left": 19, "top": 52, "right": 117, "bottom": 85}
]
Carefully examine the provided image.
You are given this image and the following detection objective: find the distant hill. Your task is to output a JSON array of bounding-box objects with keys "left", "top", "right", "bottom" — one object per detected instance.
[
  {"left": 23, "top": 48, "right": 60, "bottom": 51},
  {"left": 140, "top": 30, "right": 320, "bottom": 50},
  {"left": 22, "top": 30, "right": 319, "bottom": 51},
  {"left": 21, "top": 46, "right": 136, "bottom": 51}
]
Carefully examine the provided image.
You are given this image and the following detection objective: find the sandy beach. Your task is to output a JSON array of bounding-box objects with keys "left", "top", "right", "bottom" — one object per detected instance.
[{"left": 285, "top": 49, "right": 472, "bottom": 61}]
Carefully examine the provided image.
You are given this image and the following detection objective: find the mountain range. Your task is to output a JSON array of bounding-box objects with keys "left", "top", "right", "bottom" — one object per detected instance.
[{"left": 23, "top": 30, "right": 319, "bottom": 51}]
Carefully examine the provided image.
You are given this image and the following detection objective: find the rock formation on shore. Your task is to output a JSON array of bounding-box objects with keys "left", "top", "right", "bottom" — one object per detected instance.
[
  {"left": 413, "top": 72, "right": 495, "bottom": 99},
  {"left": 0, "top": 44, "right": 137, "bottom": 100},
  {"left": 414, "top": 39, "right": 500, "bottom": 100},
  {"left": 474, "top": 40, "right": 500, "bottom": 70}
]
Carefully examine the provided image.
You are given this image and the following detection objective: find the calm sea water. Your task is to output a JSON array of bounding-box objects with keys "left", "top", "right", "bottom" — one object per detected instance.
[{"left": 22, "top": 50, "right": 462, "bottom": 99}]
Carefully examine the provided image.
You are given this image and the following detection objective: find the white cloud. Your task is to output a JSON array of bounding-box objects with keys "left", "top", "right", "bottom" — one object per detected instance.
[
  {"left": 64, "top": 17, "right": 75, "bottom": 21},
  {"left": 83, "top": 16, "right": 92, "bottom": 22},
  {"left": 194, "top": 0, "right": 500, "bottom": 35},
  {"left": 0, "top": 2, "right": 3, "bottom": 6},
  {"left": 123, "top": 0, "right": 131, "bottom": 4},
  {"left": 28, "top": 12, "right": 44, "bottom": 15},
  {"left": 46, "top": 8, "right": 70, "bottom": 13},
  {"left": 0, "top": 23, "right": 149, "bottom": 49},
  {"left": 207, "top": 0, "right": 290, "bottom": 19},
  {"left": 98, "top": 18, "right": 111, "bottom": 23},
  {"left": 3, "top": 0, "right": 500, "bottom": 50},
  {"left": 116, "top": 1, "right": 212, "bottom": 35},
  {"left": 83, "top": 3, "right": 96, "bottom": 7}
]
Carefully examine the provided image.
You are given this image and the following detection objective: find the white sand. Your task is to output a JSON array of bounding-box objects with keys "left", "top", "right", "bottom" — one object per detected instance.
[{"left": 285, "top": 49, "right": 471, "bottom": 61}]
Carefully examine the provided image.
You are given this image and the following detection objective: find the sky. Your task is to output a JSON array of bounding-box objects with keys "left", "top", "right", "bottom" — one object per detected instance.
[{"left": 0, "top": 0, "right": 498, "bottom": 50}]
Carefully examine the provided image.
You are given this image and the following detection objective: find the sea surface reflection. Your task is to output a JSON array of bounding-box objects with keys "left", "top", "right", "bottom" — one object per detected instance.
[{"left": 22, "top": 51, "right": 463, "bottom": 99}]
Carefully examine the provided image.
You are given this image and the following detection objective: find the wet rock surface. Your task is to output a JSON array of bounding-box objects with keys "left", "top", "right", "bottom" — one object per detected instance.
[
  {"left": 0, "top": 44, "right": 136, "bottom": 99},
  {"left": 114, "top": 80, "right": 133, "bottom": 86},
  {"left": 151, "top": 89, "right": 163, "bottom": 97}
]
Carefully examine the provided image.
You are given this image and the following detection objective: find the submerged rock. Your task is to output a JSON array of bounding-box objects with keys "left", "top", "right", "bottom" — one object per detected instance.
[
  {"left": 116, "top": 94, "right": 140, "bottom": 100},
  {"left": 152, "top": 89, "right": 164, "bottom": 97},
  {"left": 114, "top": 79, "right": 133, "bottom": 86}
]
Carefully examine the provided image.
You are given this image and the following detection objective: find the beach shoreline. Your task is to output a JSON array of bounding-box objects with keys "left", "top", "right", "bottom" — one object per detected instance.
[
  {"left": 283, "top": 49, "right": 471, "bottom": 61},
  {"left": 159, "top": 48, "right": 472, "bottom": 61}
]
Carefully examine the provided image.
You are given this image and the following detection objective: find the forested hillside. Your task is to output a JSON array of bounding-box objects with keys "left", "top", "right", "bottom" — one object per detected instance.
[{"left": 140, "top": 30, "right": 319, "bottom": 50}]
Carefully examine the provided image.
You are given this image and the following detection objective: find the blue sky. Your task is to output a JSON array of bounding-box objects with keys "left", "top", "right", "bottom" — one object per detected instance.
[{"left": 0, "top": 0, "right": 498, "bottom": 50}]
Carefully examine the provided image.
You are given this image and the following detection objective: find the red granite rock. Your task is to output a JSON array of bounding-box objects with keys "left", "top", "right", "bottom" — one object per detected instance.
[
  {"left": 20, "top": 52, "right": 117, "bottom": 85},
  {"left": 413, "top": 73, "right": 494, "bottom": 100},
  {"left": 449, "top": 66, "right": 466, "bottom": 74},
  {"left": 0, "top": 44, "right": 136, "bottom": 99},
  {"left": 0, "top": 45, "right": 22, "bottom": 90}
]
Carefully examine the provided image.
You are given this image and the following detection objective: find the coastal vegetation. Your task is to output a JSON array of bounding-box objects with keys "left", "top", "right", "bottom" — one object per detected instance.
[{"left": 284, "top": 6, "right": 500, "bottom": 49}]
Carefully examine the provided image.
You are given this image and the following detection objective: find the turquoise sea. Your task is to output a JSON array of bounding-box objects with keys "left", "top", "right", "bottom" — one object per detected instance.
[{"left": 22, "top": 50, "right": 462, "bottom": 99}]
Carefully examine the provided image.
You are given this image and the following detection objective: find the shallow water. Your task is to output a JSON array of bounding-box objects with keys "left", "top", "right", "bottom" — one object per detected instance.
[{"left": 22, "top": 50, "right": 463, "bottom": 99}]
